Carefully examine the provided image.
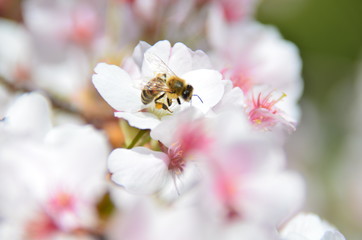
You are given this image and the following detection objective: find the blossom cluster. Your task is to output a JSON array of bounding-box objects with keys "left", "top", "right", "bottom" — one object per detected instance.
[{"left": 0, "top": 0, "right": 346, "bottom": 239}]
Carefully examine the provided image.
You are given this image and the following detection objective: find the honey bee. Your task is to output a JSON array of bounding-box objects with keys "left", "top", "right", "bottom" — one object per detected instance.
[{"left": 141, "top": 52, "right": 200, "bottom": 113}]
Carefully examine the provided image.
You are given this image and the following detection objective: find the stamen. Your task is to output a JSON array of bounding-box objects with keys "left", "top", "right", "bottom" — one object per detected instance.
[
  {"left": 159, "top": 142, "right": 185, "bottom": 195},
  {"left": 252, "top": 91, "right": 287, "bottom": 111},
  {"left": 159, "top": 142, "right": 186, "bottom": 174},
  {"left": 249, "top": 91, "right": 289, "bottom": 129}
]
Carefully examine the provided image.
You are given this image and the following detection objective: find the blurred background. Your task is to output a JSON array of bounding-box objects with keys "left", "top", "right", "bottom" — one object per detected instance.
[
  {"left": 257, "top": 0, "right": 362, "bottom": 239},
  {"left": 1, "top": 0, "right": 362, "bottom": 239}
]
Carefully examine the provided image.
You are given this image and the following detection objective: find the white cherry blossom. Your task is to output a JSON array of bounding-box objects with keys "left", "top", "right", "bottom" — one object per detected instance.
[{"left": 92, "top": 40, "right": 224, "bottom": 129}]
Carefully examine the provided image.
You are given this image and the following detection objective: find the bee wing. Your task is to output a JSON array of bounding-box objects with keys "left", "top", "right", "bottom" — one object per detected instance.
[
  {"left": 144, "top": 51, "right": 177, "bottom": 77},
  {"left": 143, "top": 77, "right": 171, "bottom": 92}
]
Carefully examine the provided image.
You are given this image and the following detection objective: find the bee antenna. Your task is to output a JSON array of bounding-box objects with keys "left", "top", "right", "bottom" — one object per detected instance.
[{"left": 192, "top": 94, "right": 203, "bottom": 103}]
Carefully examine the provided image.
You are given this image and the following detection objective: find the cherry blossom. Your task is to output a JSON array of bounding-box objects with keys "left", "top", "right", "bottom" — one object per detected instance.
[
  {"left": 22, "top": 0, "right": 106, "bottom": 50},
  {"left": 15, "top": 0, "right": 108, "bottom": 99},
  {"left": 207, "top": 16, "right": 303, "bottom": 131},
  {"left": 0, "top": 93, "right": 109, "bottom": 239},
  {"left": 105, "top": 107, "right": 305, "bottom": 240},
  {"left": 0, "top": 1, "right": 349, "bottom": 238},
  {"left": 107, "top": 108, "right": 207, "bottom": 198},
  {"left": 194, "top": 110, "right": 305, "bottom": 227},
  {"left": 93, "top": 40, "right": 225, "bottom": 129}
]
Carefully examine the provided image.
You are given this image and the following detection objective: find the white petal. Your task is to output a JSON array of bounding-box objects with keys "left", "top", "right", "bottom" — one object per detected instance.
[
  {"left": 108, "top": 147, "right": 169, "bottom": 194},
  {"left": 122, "top": 57, "right": 142, "bottom": 80},
  {"left": 115, "top": 111, "right": 161, "bottom": 130},
  {"left": 142, "top": 40, "right": 171, "bottom": 78},
  {"left": 191, "top": 50, "right": 212, "bottom": 70},
  {"left": 168, "top": 42, "right": 193, "bottom": 76},
  {"left": 212, "top": 80, "right": 245, "bottom": 113},
  {"left": 158, "top": 161, "right": 201, "bottom": 202},
  {"left": 41, "top": 124, "right": 109, "bottom": 201},
  {"left": 0, "top": 19, "right": 32, "bottom": 81},
  {"left": 247, "top": 23, "right": 302, "bottom": 93},
  {"left": 92, "top": 63, "right": 143, "bottom": 112},
  {"left": 150, "top": 107, "right": 203, "bottom": 147},
  {"left": 4, "top": 92, "right": 52, "bottom": 139},
  {"left": 182, "top": 69, "right": 224, "bottom": 113},
  {"left": 242, "top": 171, "right": 305, "bottom": 225},
  {"left": 132, "top": 41, "right": 151, "bottom": 66}
]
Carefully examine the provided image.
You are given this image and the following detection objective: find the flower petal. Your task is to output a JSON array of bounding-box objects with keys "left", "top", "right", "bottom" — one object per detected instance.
[
  {"left": 132, "top": 41, "right": 151, "bottom": 67},
  {"left": 212, "top": 80, "right": 245, "bottom": 113},
  {"left": 0, "top": 19, "right": 32, "bottom": 81},
  {"left": 44, "top": 124, "right": 109, "bottom": 199},
  {"left": 4, "top": 93, "right": 52, "bottom": 139},
  {"left": 141, "top": 40, "right": 172, "bottom": 78},
  {"left": 182, "top": 69, "right": 224, "bottom": 113},
  {"left": 115, "top": 111, "right": 161, "bottom": 130},
  {"left": 108, "top": 147, "right": 169, "bottom": 194},
  {"left": 242, "top": 171, "right": 305, "bottom": 225},
  {"left": 168, "top": 42, "right": 193, "bottom": 76},
  {"left": 150, "top": 107, "right": 203, "bottom": 147},
  {"left": 92, "top": 63, "right": 143, "bottom": 112},
  {"left": 158, "top": 161, "right": 201, "bottom": 202},
  {"left": 190, "top": 50, "right": 212, "bottom": 70}
]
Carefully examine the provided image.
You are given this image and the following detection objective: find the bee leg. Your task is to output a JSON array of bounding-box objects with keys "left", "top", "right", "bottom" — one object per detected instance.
[
  {"left": 162, "top": 103, "right": 173, "bottom": 113},
  {"left": 162, "top": 73, "right": 167, "bottom": 80},
  {"left": 177, "top": 98, "right": 181, "bottom": 105},
  {"left": 154, "top": 93, "right": 172, "bottom": 113},
  {"left": 167, "top": 98, "right": 172, "bottom": 107},
  {"left": 155, "top": 102, "right": 173, "bottom": 113},
  {"left": 155, "top": 92, "right": 166, "bottom": 101}
]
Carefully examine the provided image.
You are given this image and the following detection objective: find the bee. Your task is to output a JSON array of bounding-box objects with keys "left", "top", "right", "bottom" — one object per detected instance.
[{"left": 141, "top": 52, "right": 200, "bottom": 113}]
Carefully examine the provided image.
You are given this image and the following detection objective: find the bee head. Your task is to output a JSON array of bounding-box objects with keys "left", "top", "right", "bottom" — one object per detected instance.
[{"left": 182, "top": 85, "right": 193, "bottom": 102}]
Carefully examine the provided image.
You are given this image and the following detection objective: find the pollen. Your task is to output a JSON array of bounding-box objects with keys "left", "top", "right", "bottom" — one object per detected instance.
[
  {"left": 46, "top": 190, "right": 76, "bottom": 217},
  {"left": 253, "top": 119, "right": 262, "bottom": 125},
  {"left": 248, "top": 91, "right": 287, "bottom": 129}
]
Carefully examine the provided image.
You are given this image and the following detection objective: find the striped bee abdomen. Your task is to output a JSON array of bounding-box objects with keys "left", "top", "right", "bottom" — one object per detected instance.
[
  {"left": 141, "top": 76, "right": 167, "bottom": 105},
  {"left": 141, "top": 89, "right": 159, "bottom": 105}
]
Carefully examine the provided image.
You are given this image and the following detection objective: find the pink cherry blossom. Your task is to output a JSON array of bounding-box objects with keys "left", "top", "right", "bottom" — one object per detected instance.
[
  {"left": 108, "top": 108, "right": 208, "bottom": 198},
  {"left": 208, "top": 19, "right": 303, "bottom": 130},
  {"left": 196, "top": 110, "right": 304, "bottom": 227}
]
